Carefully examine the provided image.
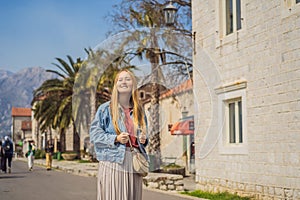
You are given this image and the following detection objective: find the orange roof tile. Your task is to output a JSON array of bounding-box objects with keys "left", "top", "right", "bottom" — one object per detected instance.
[
  {"left": 11, "top": 107, "right": 32, "bottom": 117},
  {"left": 160, "top": 79, "right": 193, "bottom": 99}
]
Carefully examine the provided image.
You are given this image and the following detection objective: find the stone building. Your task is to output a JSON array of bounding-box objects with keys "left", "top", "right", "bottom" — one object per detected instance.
[
  {"left": 192, "top": 0, "right": 300, "bottom": 199},
  {"left": 31, "top": 106, "right": 80, "bottom": 154},
  {"left": 11, "top": 105, "right": 83, "bottom": 156},
  {"left": 29, "top": 92, "right": 83, "bottom": 154},
  {"left": 11, "top": 107, "right": 32, "bottom": 156},
  {"left": 142, "top": 79, "right": 195, "bottom": 173}
]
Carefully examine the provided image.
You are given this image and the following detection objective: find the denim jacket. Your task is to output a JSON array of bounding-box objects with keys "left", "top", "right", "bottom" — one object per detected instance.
[{"left": 90, "top": 101, "right": 149, "bottom": 164}]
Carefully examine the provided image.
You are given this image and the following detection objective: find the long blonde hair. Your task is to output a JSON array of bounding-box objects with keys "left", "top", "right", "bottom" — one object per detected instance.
[{"left": 110, "top": 69, "right": 146, "bottom": 135}]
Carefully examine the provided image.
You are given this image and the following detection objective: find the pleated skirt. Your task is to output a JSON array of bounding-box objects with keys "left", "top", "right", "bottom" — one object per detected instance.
[{"left": 97, "top": 147, "right": 143, "bottom": 200}]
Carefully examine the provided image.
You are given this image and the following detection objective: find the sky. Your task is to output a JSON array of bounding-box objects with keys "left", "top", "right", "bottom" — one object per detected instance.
[{"left": 0, "top": 0, "right": 121, "bottom": 72}]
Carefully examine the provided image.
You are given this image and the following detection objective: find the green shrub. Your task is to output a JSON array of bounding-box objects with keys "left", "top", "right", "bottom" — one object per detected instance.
[
  {"left": 34, "top": 149, "right": 46, "bottom": 159},
  {"left": 162, "top": 163, "right": 183, "bottom": 170},
  {"left": 52, "top": 152, "right": 58, "bottom": 159}
]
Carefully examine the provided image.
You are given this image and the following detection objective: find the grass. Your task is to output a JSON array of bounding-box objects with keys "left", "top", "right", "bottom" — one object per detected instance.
[
  {"left": 77, "top": 159, "right": 92, "bottom": 163},
  {"left": 181, "top": 190, "right": 252, "bottom": 200},
  {"left": 162, "top": 163, "right": 183, "bottom": 170}
]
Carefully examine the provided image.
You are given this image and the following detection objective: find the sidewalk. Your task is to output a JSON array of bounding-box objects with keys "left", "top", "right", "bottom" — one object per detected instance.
[{"left": 18, "top": 157, "right": 199, "bottom": 199}]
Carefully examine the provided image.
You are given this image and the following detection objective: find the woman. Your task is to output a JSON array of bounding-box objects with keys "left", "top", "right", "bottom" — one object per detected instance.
[
  {"left": 27, "top": 141, "right": 36, "bottom": 171},
  {"left": 90, "top": 69, "right": 148, "bottom": 200}
]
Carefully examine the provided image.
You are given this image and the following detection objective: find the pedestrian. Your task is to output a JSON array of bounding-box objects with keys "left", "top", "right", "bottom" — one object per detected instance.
[
  {"left": 45, "top": 140, "right": 54, "bottom": 170},
  {"left": 2, "top": 136, "right": 14, "bottom": 173},
  {"left": 0, "top": 139, "right": 4, "bottom": 173},
  {"left": 90, "top": 69, "right": 148, "bottom": 200},
  {"left": 27, "top": 141, "right": 36, "bottom": 171}
]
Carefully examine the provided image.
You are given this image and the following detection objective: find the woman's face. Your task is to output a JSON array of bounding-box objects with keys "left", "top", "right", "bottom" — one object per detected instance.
[{"left": 116, "top": 71, "right": 133, "bottom": 94}]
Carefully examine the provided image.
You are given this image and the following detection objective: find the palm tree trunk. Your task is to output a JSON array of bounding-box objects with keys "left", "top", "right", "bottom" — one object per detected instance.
[
  {"left": 60, "top": 129, "right": 66, "bottom": 152},
  {"left": 148, "top": 29, "right": 162, "bottom": 171},
  {"left": 148, "top": 64, "right": 161, "bottom": 171},
  {"left": 90, "top": 87, "right": 96, "bottom": 122},
  {"left": 72, "top": 121, "right": 80, "bottom": 153}
]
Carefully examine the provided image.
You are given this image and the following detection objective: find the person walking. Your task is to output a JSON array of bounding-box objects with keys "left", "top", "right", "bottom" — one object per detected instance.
[
  {"left": 0, "top": 139, "right": 4, "bottom": 173},
  {"left": 45, "top": 140, "right": 54, "bottom": 170},
  {"left": 27, "top": 141, "right": 36, "bottom": 171},
  {"left": 90, "top": 69, "right": 148, "bottom": 200},
  {"left": 2, "top": 136, "right": 14, "bottom": 173}
]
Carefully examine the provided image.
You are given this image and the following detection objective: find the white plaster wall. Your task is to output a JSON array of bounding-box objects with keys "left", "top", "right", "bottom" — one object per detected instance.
[{"left": 144, "top": 88, "right": 194, "bottom": 167}]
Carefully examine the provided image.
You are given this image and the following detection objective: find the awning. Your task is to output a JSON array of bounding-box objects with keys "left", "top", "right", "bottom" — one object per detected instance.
[{"left": 170, "top": 119, "right": 194, "bottom": 135}]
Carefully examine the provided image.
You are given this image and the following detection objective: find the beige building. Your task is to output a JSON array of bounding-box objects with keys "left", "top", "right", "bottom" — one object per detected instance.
[
  {"left": 11, "top": 107, "right": 32, "bottom": 156},
  {"left": 142, "top": 79, "right": 195, "bottom": 173},
  {"left": 192, "top": 0, "right": 300, "bottom": 199},
  {"left": 31, "top": 113, "right": 81, "bottom": 154}
]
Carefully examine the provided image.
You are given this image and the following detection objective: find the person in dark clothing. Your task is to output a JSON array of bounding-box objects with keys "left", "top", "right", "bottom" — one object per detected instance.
[
  {"left": 2, "top": 136, "right": 14, "bottom": 173},
  {"left": 45, "top": 141, "right": 54, "bottom": 170},
  {"left": 0, "top": 140, "right": 4, "bottom": 172}
]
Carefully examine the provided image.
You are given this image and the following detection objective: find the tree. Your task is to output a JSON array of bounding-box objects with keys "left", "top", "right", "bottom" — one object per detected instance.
[
  {"left": 32, "top": 56, "right": 82, "bottom": 152},
  {"left": 105, "top": 0, "right": 192, "bottom": 170},
  {"left": 72, "top": 48, "right": 137, "bottom": 138}
]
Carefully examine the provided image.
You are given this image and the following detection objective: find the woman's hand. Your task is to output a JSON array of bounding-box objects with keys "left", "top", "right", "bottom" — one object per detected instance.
[
  {"left": 139, "top": 134, "right": 146, "bottom": 144},
  {"left": 116, "top": 132, "right": 129, "bottom": 144}
]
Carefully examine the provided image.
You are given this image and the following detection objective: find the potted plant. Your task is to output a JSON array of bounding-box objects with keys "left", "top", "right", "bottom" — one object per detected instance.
[
  {"left": 61, "top": 151, "right": 78, "bottom": 161},
  {"left": 161, "top": 163, "right": 186, "bottom": 177}
]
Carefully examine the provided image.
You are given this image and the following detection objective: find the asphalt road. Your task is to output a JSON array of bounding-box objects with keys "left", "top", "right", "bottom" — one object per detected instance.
[
  {"left": 0, "top": 160, "right": 97, "bottom": 200},
  {"left": 0, "top": 160, "right": 196, "bottom": 200}
]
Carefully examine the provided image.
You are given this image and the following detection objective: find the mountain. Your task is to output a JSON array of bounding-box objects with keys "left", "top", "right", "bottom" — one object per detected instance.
[{"left": 0, "top": 67, "right": 56, "bottom": 138}]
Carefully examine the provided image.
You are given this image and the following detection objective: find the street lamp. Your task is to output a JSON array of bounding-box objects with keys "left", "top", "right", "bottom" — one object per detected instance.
[{"left": 163, "top": 1, "right": 178, "bottom": 26}]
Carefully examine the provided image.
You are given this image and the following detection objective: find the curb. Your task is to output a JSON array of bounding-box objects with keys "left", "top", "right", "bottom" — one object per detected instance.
[{"left": 16, "top": 158, "right": 204, "bottom": 200}]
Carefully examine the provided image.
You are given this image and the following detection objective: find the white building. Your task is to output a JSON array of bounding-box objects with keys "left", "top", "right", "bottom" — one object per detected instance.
[
  {"left": 143, "top": 79, "right": 195, "bottom": 173},
  {"left": 192, "top": 0, "right": 300, "bottom": 199}
]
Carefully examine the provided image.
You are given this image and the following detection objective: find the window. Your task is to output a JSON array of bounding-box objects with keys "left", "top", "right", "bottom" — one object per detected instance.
[
  {"left": 216, "top": 81, "right": 248, "bottom": 154},
  {"left": 222, "top": 0, "right": 242, "bottom": 35},
  {"left": 227, "top": 98, "right": 243, "bottom": 144}
]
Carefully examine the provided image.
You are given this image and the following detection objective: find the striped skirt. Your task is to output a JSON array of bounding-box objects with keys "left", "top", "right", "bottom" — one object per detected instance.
[{"left": 97, "top": 147, "right": 143, "bottom": 200}]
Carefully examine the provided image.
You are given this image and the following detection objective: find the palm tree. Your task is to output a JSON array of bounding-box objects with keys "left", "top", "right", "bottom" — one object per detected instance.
[
  {"left": 32, "top": 56, "right": 82, "bottom": 152},
  {"left": 71, "top": 48, "right": 138, "bottom": 150},
  {"left": 106, "top": 0, "right": 192, "bottom": 170}
]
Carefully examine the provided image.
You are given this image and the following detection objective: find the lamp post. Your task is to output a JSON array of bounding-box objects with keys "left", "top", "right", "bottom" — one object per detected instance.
[
  {"left": 163, "top": 1, "right": 178, "bottom": 26},
  {"left": 148, "top": 1, "right": 178, "bottom": 172}
]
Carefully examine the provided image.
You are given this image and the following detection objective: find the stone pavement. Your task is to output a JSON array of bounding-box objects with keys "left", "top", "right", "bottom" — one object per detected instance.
[{"left": 17, "top": 157, "right": 199, "bottom": 199}]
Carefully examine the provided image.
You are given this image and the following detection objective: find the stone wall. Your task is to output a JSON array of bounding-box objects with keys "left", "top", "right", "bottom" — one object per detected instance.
[
  {"left": 143, "top": 173, "right": 184, "bottom": 191},
  {"left": 193, "top": 0, "right": 300, "bottom": 199},
  {"left": 195, "top": 176, "right": 300, "bottom": 199}
]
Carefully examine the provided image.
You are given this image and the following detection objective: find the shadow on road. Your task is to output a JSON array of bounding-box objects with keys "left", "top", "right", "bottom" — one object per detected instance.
[{"left": 0, "top": 175, "right": 26, "bottom": 179}]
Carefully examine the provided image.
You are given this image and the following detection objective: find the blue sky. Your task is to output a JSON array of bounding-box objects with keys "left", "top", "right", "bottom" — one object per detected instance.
[{"left": 0, "top": 0, "right": 121, "bottom": 72}]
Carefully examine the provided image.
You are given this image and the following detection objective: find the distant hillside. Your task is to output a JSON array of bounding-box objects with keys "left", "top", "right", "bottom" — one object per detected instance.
[{"left": 0, "top": 67, "right": 56, "bottom": 138}]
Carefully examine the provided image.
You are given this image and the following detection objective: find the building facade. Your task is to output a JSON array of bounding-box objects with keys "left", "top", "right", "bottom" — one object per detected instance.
[
  {"left": 11, "top": 107, "right": 32, "bottom": 156},
  {"left": 192, "top": 0, "right": 300, "bottom": 199},
  {"left": 143, "top": 79, "right": 195, "bottom": 172}
]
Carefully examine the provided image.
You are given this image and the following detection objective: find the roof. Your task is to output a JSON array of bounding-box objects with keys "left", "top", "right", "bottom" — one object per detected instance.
[
  {"left": 11, "top": 107, "right": 32, "bottom": 117},
  {"left": 21, "top": 120, "right": 32, "bottom": 130},
  {"left": 160, "top": 79, "right": 193, "bottom": 99}
]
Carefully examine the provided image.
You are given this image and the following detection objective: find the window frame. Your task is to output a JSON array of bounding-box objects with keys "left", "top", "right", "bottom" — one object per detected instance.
[
  {"left": 220, "top": 0, "right": 243, "bottom": 36},
  {"left": 215, "top": 0, "right": 246, "bottom": 48},
  {"left": 217, "top": 85, "right": 248, "bottom": 155},
  {"left": 281, "top": 0, "right": 300, "bottom": 18},
  {"left": 226, "top": 98, "right": 243, "bottom": 144}
]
